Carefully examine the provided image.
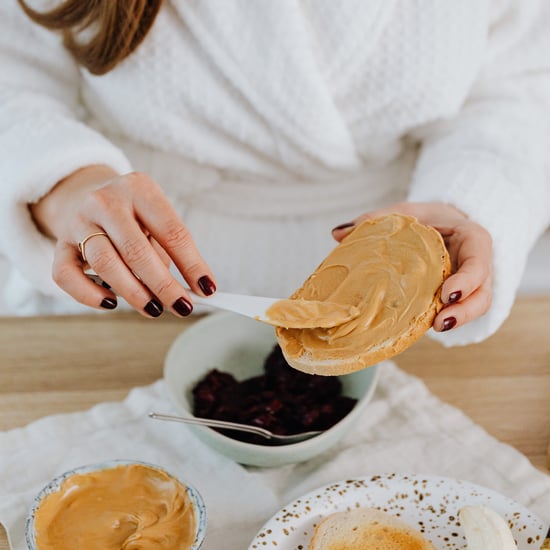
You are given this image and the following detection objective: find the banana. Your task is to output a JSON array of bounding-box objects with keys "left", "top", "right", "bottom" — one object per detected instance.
[{"left": 458, "top": 505, "right": 517, "bottom": 550}]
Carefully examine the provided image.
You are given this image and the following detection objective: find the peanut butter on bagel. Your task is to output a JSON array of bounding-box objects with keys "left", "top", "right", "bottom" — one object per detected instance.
[
  {"left": 275, "top": 214, "right": 451, "bottom": 375},
  {"left": 264, "top": 298, "right": 361, "bottom": 328}
]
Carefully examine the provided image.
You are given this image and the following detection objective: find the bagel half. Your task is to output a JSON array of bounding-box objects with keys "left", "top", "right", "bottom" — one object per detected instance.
[
  {"left": 276, "top": 214, "right": 451, "bottom": 375},
  {"left": 308, "top": 507, "right": 436, "bottom": 550}
]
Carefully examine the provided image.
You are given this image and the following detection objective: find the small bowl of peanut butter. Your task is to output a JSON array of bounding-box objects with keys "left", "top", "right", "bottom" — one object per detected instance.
[{"left": 25, "top": 459, "right": 207, "bottom": 550}]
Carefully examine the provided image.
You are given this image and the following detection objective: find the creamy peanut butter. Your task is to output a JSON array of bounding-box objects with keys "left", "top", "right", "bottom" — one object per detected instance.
[
  {"left": 276, "top": 214, "right": 450, "bottom": 373},
  {"left": 34, "top": 463, "right": 196, "bottom": 550},
  {"left": 264, "top": 298, "right": 360, "bottom": 328}
]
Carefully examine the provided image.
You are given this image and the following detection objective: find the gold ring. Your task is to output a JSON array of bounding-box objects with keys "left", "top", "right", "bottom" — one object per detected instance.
[{"left": 78, "top": 232, "right": 109, "bottom": 264}]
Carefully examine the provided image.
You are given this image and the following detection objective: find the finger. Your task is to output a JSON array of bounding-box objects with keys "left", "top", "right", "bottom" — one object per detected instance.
[
  {"left": 330, "top": 208, "right": 391, "bottom": 241},
  {"left": 367, "top": 202, "right": 467, "bottom": 227},
  {"left": 102, "top": 219, "right": 195, "bottom": 318},
  {"left": 135, "top": 224, "right": 170, "bottom": 266},
  {"left": 331, "top": 221, "right": 357, "bottom": 241},
  {"left": 150, "top": 236, "right": 171, "bottom": 268},
  {"left": 52, "top": 242, "right": 118, "bottom": 311},
  {"left": 440, "top": 258, "right": 490, "bottom": 305},
  {"left": 331, "top": 202, "right": 442, "bottom": 241},
  {"left": 132, "top": 184, "right": 216, "bottom": 295},
  {"left": 346, "top": 202, "right": 417, "bottom": 225},
  {"left": 440, "top": 226, "right": 493, "bottom": 304},
  {"left": 331, "top": 202, "right": 468, "bottom": 241},
  {"left": 78, "top": 229, "right": 165, "bottom": 318},
  {"left": 433, "top": 277, "right": 493, "bottom": 332}
]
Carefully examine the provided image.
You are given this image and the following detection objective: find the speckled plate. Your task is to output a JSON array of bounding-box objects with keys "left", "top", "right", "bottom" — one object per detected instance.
[{"left": 248, "top": 473, "right": 548, "bottom": 550}]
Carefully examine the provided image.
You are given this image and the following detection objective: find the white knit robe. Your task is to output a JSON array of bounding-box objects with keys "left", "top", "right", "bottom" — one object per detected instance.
[{"left": 0, "top": 0, "right": 549, "bottom": 347}]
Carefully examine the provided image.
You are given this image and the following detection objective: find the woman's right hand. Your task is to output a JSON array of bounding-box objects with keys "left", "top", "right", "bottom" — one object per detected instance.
[{"left": 30, "top": 165, "right": 217, "bottom": 317}]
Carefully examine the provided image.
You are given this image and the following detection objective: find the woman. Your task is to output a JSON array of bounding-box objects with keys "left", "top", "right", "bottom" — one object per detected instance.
[{"left": 0, "top": 0, "right": 549, "bottom": 347}]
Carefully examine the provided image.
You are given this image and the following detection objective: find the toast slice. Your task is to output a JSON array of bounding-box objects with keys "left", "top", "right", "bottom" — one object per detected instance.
[
  {"left": 276, "top": 214, "right": 451, "bottom": 375},
  {"left": 309, "top": 507, "right": 436, "bottom": 549}
]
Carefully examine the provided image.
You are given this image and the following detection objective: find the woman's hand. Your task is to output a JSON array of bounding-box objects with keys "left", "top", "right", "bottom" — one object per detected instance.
[
  {"left": 30, "top": 165, "right": 216, "bottom": 317},
  {"left": 331, "top": 202, "right": 493, "bottom": 332}
]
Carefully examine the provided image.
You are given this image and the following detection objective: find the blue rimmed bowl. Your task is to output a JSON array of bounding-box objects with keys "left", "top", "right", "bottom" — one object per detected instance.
[{"left": 25, "top": 459, "right": 207, "bottom": 550}]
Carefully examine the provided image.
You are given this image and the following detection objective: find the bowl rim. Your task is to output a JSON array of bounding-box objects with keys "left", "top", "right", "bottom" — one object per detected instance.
[
  {"left": 163, "top": 311, "right": 380, "bottom": 454},
  {"left": 25, "top": 458, "right": 207, "bottom": 550}
]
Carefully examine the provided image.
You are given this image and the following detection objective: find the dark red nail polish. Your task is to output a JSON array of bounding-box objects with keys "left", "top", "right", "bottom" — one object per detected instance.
[
  {"left": 332, "top": 222, "right": 355, "bottom": 232},
  {"left": 448, "top": 291, "right": 462, "bottom": 304},
  {"left": 198, "top": 275, "right": 216, "bottom": 296},
  {"left": 173, "top": 297, "right": 193, "bottom": 317},
  {"left": 442, "top": 317, "right": 457, "bottom": 331},
  {"left": 100, "top": 297, "right": 117, "bottom": 310},
  {"left": 144, "top": 298, "right": 163, "bottom": 317}
]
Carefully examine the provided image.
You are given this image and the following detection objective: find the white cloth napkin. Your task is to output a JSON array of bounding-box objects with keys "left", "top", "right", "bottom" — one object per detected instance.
[{"left": 1, "top": 362, "right": 549, "bottom": 550}]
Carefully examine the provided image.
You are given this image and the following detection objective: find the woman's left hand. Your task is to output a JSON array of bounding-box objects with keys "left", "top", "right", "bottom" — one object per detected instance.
[{"left": 331, "top": 202, "right": 493, "bottom": 332}]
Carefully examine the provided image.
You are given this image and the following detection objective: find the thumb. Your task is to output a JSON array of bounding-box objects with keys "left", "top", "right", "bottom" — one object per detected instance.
[{"left": 331, "top": 221, "right": 356, "bottom": 242}]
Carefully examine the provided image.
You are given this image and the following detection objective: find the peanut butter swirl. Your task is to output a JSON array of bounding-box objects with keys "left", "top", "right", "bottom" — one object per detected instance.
[
  {"left": 265, "top": 298, "right": 360, "bottom": 328},
  {"left": 276, "top": 214, "right": 450, "bottom": 374},
  {"left": 34, "top": 464, "right": 196, "bottom": 550}
]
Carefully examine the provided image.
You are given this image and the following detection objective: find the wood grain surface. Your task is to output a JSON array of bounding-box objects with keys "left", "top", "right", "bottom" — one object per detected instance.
[{"left": 1, "top": 296, "right": 549, "bottom": 549}]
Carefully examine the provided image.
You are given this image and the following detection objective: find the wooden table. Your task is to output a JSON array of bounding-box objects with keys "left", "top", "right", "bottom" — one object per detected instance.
[{"left": 1, "top": 296, "right": 549, "bottom": 549}]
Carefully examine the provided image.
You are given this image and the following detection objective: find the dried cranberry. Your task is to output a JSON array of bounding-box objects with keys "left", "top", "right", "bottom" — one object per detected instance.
[{"left": 190, "top": 345, "right": 357, "bottom": 445}]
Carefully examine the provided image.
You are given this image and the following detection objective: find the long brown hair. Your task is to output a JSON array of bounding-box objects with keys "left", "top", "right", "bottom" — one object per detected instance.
[{"left": 18, "top": 0, "right": 162, "bottom": 75}]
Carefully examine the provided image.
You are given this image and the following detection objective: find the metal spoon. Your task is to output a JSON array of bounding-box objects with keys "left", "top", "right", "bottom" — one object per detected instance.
[{"left": 148, "top": 412, "right": 322, "bottom": 444}]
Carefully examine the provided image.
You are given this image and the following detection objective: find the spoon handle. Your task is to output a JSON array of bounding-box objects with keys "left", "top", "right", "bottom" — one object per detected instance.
[{"left": 148, "top": 412, "right": 274, "bottom": 439}]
